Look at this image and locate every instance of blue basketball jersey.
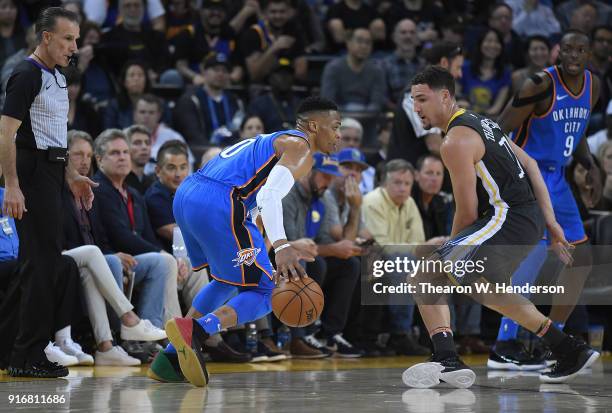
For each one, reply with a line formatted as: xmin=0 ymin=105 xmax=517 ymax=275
xmin=513 ymin=66 xmax=592 ymax=166
xmin=197 ymin=129 xmax=308 ymax=209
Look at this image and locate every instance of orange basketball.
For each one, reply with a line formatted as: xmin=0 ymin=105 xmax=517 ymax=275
xmin=272 ymin=277 xmax=324 ymax=327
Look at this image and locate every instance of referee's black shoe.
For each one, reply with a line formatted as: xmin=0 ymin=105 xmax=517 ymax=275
xmin=8 ymin=360 xmax=68 ymax=378
xmin=539 ymin=337 xmax=599 ymax=383
xmin=487 ymin=339 xmax=546 ymax=371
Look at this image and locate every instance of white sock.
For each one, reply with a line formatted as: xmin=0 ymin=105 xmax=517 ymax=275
xmin=55 ymin=326 xmax=71 ymax=344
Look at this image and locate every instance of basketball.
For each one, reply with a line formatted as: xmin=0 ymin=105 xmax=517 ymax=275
xmin=272 ymin=277 xmax=324 ymax=327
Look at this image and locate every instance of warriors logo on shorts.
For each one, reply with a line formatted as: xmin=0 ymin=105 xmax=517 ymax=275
xmin=232 ymin=247 xmax=261 ymax=267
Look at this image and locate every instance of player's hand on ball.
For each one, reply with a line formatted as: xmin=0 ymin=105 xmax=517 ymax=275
xmin=547 ymin=221 xmax=574 ymax=266
xmin=275 ymin=243 xmax=309 ymax=282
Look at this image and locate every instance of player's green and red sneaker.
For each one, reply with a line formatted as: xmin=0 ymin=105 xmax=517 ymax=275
xmin=165 ymin=317 xmax=210 ymax=387
xmin=147 ymin=351 xmax=186 ymax=383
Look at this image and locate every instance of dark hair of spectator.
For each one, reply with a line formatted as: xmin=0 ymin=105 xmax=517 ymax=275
xmin=78 ymin=20 xmax=102 ymax=47
xmin=157 ymin=140 xmax=189 ymax=166
xmin=383 ymin=159 xmax=415 ymax=182
xmin=423 ymin=41 xmax=463 ymax=65
xmin=488 ymin=2 xmax=512 ymax=19
xmin=117 ymin=60 xmax=152 ymax=110
xmin=137 ymin=93 xmax=164 ymax=112
xmin=470 ymin=28 xmax=506 ymax=79
xmin=67 ymin=129 xmax=94 ymax=150
xmin=296 ymin=96 xmax=338 ymax=116
xmin=416 ymin=154 xmax=443 ymax=171
xmin=124 ymin=124 xmax=151 ymax=142
xmin=411 ymin=66 xmax=456 ymax=97
xmin=35 ymin=7 xmax=79 ymax=42
xmin=240 ymin=114 xmax=263 ymax=132
xmin=592 ymin=24 xmax=612 ymax=40
xmin=525 ymin=35 xmax=551 ymax=52
xmin=94 ymin=129 xmax=128 ymax=159
xmin=561 ymin=29 xmax=591 ymax=46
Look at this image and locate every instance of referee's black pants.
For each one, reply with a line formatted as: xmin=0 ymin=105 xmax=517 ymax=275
xmin=0 ymin=149 xmax=66 ymax=367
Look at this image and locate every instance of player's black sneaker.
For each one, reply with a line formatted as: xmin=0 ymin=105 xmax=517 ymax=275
xmin=402 ymin=354 xmax=475 ymax=389
xmin=8 ymin=360 xmax=69 ymax=378
xmin=165 ymin=318 xmax=210 ymax=387
xmin=539 ymin=337 xmax=599 ymax=383
xmin=487 ymin=340 xmax=546 ymax=371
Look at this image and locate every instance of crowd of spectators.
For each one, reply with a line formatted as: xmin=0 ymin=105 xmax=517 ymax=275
xmin=1 ymin=0 xmax=612 ymax=365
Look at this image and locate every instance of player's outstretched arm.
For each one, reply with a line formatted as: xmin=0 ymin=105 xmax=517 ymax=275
xmin=509 ymin=140 xmax=573 ymax=265
xmin=257 ymin=136 xmax=314 ymax=282
xmin=498 ymin=73 xmax=552 ymax=134
xmin=440 ymin=127 xmax=480 ymax=238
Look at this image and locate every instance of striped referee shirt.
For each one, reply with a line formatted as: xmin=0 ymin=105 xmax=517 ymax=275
xmin=2 ymin=58 xmax=69 ymax=150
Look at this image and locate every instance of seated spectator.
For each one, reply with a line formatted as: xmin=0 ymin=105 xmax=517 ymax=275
xmin=0 ymin=25 xmax=35 ymax=109
xmin=63 ymin=131 xmax=168 ymax=365
xmin=0 ymin=0 xmax=25 ymax=67
xmin=133 ymin=94 xmax=195 ymax=174
xmin=597 ymin=140 xmax=612 ymax=210
xmin=238 ymin=0 xmax=307 ymax=83
xmin=325 ymin=0 xmax=385 ymax=52
xmin=172 ymin=0 xmax=244 ymax=85
xmin=104 ymin=60 xmax=151 ymax=130
xmin=588 ymin=100 xmax=612 ymax=155
xmin=65 ymin=68 xmax=103 ymax=138
xmin=461 ymin=29 xmax=511 ymax=116
xmin=556 ymin=0 xmax=612 ymax=30
xmin=321 ymin=28 xmax=386 ymax=112
xmin=380 ymin=19 xmax=423 ymax=107
xmin=282 ymin=153 xmax=363 ymax=358
xmin=100 ymin=0 xmax=170 ymax=79
xmin=76 ymin=21 xmax=115 ymax=104
xmin=145 ymin=140 xmax=190 ymax=252
xmin=337 ymin=118 xmax=376 ymax=195
xmin=174 ymin=53 xmax=244 ymax=146
xmin=247 ymin=60 xmax=300 ymax=132
xmin=388 ymin=41 xmax=463 ymax=166
xmin=0 ymin=165 xmax=85 ymax=370
xmin=506 ymin=0 xmax=561 ymax=38
xmin=92 ymin=129 xmax=183 ymax=328
xmin=511 ymin=35 xmax=551 ymax=94
xmin=83 ymin=0 xmax=167 ymax=32
xmin=378 ymin=0 xmax=441 ymax=46
xmin=485 ymin=3 xmax=524 ymax=69
xmin=568 ymin=2 xmax=598 ymax=34
xmin=124 ymin=124 xmax=156 ymax=195
xmin=239 ymin=115 xmax=264 ymax=140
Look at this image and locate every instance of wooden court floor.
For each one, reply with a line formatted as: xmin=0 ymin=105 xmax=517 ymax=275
xmin=1 ymin=355 xmax=611 ymax=412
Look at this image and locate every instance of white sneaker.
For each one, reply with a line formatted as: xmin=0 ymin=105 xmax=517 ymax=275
xmin=95 ymin=346 xmax=141 ymax=366
xmin=45 ymin=342 xmax=79 ymax=367
xmin=58 ymin=339 xmax=94 ymax=366
xmin=121 ymin=319 xmax=167 ymax=341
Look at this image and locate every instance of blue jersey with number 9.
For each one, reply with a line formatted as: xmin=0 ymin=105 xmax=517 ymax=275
xmin=197 ymin=129 xmax=307 ymax=210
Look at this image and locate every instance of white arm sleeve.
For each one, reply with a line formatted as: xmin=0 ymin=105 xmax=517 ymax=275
xmin=256 ymin=165 xmax=295 ymax=244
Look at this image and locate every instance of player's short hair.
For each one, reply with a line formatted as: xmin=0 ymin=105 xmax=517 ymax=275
xmin=95 ymin=129 xmax=128 ymax=159
xmin=157 ymin=140 xmax=189 ymax=167
xmin=124 ymin=124 xmax=151 ymax=143
xmin=296 ymin=96 xmax=338 ymax=117
xmin=67 ymin=130 xmax=94 ymax=150
xmin=411 ymin=66 xmax=456 ymax=97
xmin=416 ymin=154 xmax=443 ymax=171
xmin=561 ymin=29 xmax=591 ymax=46
xmin=35 ymin=7 xmax=79 ymax=42
xmin=383 ymin=159 xmax=415 ymax=182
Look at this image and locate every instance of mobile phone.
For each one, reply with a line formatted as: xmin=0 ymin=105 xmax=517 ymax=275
xmin=357 ymin=238 xmax=375 ymax=247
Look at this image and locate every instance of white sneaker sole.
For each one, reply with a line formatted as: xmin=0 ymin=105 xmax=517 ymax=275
xmin=539 ymin=351 xmax=600 ymax=383
xmin=402 ymin=362 xmax=444 ymax=388
xmin=487 ymin=358 xmax=546 ymax=371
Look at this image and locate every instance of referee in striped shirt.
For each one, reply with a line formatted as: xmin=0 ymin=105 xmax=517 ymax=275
xmin=0 ymin=7 xmax=97 ymax=377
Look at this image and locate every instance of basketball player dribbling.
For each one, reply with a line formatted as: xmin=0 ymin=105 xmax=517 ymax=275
xmin=147 ymin=97 xmax=341 ymax=387
xmin=401 ymin=66 xmax=599 ymax=389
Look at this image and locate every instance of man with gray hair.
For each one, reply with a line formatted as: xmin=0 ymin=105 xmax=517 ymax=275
xmin=338 ymin=117 xmax=375 ymax=194
xmin=93 ymin=129 xmax=183 ymax=350
xmin=124 ymin=124 xmax=156 ymax=195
